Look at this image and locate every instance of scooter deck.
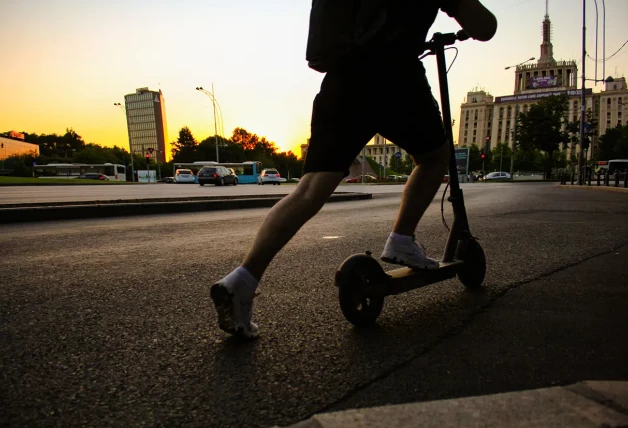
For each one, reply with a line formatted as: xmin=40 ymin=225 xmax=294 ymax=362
xmin=376 ymin=261 xmax=463 ymax=297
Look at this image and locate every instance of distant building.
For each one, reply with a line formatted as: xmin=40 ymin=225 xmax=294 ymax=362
xmin=457 ymin=5 xmax=627 ymax=161
xmin=123 ymin=87 xmax=169 ymax=163
xmin=0 ymin=131 xmax=39 ymax=160
xmin=299 ymin=135 xmax=408 ymax=168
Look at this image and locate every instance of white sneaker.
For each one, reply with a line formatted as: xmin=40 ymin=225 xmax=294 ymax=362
xmin=380 ymin=235 xmax=440 ymax=270
xmin=210 ymin=279 xmax=259 ymax=339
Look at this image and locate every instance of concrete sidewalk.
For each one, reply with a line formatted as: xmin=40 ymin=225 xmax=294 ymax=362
xmin=0 ymin=192 xmax=372 ymax=223
xmin=287 ymin=381 xmax=628 ymax=428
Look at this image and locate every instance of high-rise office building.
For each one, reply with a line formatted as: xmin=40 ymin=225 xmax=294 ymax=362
xmin=124 ymin=87 xmax=168 ymax=163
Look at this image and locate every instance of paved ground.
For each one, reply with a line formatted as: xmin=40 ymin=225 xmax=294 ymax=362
xmin=1 ymin=181 xmax=511 ymax=204
xmin=1 ymin=183 xmax=627 ymax=427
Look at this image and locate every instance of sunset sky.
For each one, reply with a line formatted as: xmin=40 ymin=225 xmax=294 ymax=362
xmin=1 ymin=0 xmax=627 ymax=157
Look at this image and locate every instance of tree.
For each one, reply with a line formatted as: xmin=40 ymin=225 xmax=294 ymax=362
xmin=596 ymin=124 xmax=628 ymax=161
xmin=514 ymin=95 xmax=570 ymax=178
xmin=170 ymin=127 xmax=198 ymax=162
xmin=231 ymin=127 xmax=259 ymax=151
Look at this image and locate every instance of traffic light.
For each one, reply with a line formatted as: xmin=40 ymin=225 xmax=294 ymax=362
xmin=583 ymin=137 xmax=590 ymax=152
xmin=145 ymin=153 xmax=150 ymax=164
xmin=480 ymin=149 xmax=486 ymax=160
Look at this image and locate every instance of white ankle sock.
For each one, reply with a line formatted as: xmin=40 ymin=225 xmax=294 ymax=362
xmin=390 ymin=232 xmax=413 ymax=243
xmin=220 ymin=266 xmax=259 ymax=292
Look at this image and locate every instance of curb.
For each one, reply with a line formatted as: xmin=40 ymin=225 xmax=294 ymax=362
xmin=557 ymin=184 xmax=628 ymax=194
xmin=284 ymin=381 xmax=628 ymax=428
xmin=0 ymin=192 xmax=371 ymax=224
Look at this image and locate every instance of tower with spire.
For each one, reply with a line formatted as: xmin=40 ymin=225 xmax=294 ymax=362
xmin=512 ymin=0 xmax=577 ymax=95
xmin=538 ymin=0 xmax=555 ymax=65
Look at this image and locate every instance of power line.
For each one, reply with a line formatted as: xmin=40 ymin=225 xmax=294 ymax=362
xmin=587 ymin=39 xmax=628 ymax=62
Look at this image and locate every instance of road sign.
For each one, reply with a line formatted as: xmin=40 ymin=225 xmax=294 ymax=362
xmin=32 ymin=161 xmax=37 ymax=166
xmin=394 ymin=151 xmax=402 ymax=159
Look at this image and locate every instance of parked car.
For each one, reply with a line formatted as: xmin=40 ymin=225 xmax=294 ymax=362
xmin=77 ymin=173 xmax=109 ymax=181
xmin=174 ymin=169 xmax=196 ymax=183
xmin=484 ymin=172 xmax=511 ymax=180
xmin=198 ymin=166 xmax=238 ymax=186
xmin=257 ymin=168 xmax=281 ymax=185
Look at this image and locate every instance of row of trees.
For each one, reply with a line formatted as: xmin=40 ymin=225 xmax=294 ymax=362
xmin=1 ymin=127 xmax=304 ymax=179
xmin=170 ymin=127 xmax=303 ymax=179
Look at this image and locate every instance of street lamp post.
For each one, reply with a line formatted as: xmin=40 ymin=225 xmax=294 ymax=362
xmin=196 ymin=85 xmax=222 ymax=163
xmin=114 ymin=102 xmax=135 ymax=182
xmin=504 ymin=57 xmax=535 ymax=70
xmin=578 ymin=0 xmax=586 ymax=185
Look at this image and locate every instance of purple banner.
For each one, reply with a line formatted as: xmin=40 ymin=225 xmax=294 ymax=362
xmin=494 ymin=88 xmax=593 ymax=104
xmin=527 ymin=76 xmax=560 ymax=89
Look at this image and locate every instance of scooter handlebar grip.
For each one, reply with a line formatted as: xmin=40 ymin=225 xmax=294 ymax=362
xmin=456 ymin=30 xmax=470 ymax=41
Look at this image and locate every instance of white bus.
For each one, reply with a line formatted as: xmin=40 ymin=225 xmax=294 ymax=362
xmin=34 ymin=163 xmax=127 ymax=181
xmin=608 ymin=159 xmax=628 ymax=176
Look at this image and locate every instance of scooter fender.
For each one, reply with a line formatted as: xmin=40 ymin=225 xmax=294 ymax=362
xmin=334 ymin=253 xmax=387 ymax=288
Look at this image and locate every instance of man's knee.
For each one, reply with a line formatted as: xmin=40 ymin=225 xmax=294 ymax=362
xmin=413 ymin=142 xmax=449 ymax=166
xmin=292 ymin=172 xmax=343 ymax=211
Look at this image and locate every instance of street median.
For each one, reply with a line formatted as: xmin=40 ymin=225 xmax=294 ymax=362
xmin=0 ymin=192 xmax=372 ymax=224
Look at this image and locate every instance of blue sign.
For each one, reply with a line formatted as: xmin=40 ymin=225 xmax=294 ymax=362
xmin=32 ymin=161 xmax=37 ymax=166
xmin=394 ymin=151 xmax=402 ymax=159
xmin=584 ymin=123 xmax=591 ymax=133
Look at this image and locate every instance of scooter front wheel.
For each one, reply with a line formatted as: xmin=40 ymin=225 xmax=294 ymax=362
xmin=336 ymin=254 xmax=385 ymax=327
xmin=457 ymin=239 xmax=486 ymax=290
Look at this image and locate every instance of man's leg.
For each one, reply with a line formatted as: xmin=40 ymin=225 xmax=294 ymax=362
xmin=242 ymin=171 xmax=345 ymax=281
xmin=392 ymin=143 xmax=449 ymax=236
xmin=210 ymin=171 xmax=344 ymax=338
xmin=380 ymin=143 xmax=449 ymax=269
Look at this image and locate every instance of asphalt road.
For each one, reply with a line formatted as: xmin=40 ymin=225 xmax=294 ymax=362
xmin=1 ymin=184 xmax=627 ymax=427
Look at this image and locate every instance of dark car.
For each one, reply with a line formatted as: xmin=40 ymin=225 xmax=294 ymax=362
xmin=197 ymin=166 xmax=238 ymax=186
xmin=78 ymin=173 xmax=109 ymax=181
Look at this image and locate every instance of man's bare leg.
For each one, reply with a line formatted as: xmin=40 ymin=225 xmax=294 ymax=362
xmin=242 ymin=171 xmax=345 ymax=281
xmin=381 ymin=143 xmax=450 ymax=269
xmin=393 ymin=144 xmax=450 ymax=235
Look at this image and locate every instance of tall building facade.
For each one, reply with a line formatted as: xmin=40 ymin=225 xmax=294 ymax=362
xmin=124 ymin=87 xmax=168 ymax=163
xmin=457 ymin=5 xmax=627 ymax=161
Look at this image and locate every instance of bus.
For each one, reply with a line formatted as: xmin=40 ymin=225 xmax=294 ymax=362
xmin=608 ymin=159 xmax=628 ymax=175
xmin=172 ymin=161 xmax=262 ymax=184
xmin=34 ymin=163 xmax=127 ymax=181
xmin=594 ymin=161 xmax=609 ymax=177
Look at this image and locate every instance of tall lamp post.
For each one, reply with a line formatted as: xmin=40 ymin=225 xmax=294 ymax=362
xmin=195 ymin=85 xmax=223 ymax=163
xmin=114 ymin=102 xmax=135 ymax=182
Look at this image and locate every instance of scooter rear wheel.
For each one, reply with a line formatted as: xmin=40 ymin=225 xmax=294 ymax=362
xmin=337 ymin=256 xmax=385 ymax=327
xmin=457 ymin=239 xmax=486 ymax=289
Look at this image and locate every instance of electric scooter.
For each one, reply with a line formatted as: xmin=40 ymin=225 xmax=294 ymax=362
xmin=334 ymin=30 xmax=487 ymax=327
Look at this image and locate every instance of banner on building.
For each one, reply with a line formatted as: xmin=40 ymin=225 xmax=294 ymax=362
xmin=495 ymin=88 xmax=593 ymax=103
xmin=527 ymin=76 xmax=560 ymax=89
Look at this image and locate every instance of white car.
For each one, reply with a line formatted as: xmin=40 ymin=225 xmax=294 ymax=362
xmin=484 ymin=172 xmax=511 ymax=180
xmin=174 ymin=169 xmax=196 ymax=183
xmin=257 ymin=168 xmax=282 ymax=185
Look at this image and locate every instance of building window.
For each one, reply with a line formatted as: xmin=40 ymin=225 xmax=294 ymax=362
xmin=607 ymin=98 xmax=611 ymax=105
xmin=473 ymin=130 xmax=477 ymax=136
xmin=473 ymin=137 xmax=476 ymax=143
xmin=474 ymin=122 xmax=477 ymax=128
xmin=619 ymin=97 xmax=623 ymax=105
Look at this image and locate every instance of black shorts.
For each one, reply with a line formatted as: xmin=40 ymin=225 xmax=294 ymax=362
xmin=303 ymin=56 xmax=446 ymax=175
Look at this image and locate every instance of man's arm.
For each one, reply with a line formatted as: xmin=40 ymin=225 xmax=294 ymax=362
xmin=442 ymin=0 xmax=498 ymax=42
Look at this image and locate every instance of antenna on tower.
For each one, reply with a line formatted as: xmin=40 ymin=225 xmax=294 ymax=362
xmin=545 ymin=0 xmax=549 ymax=17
